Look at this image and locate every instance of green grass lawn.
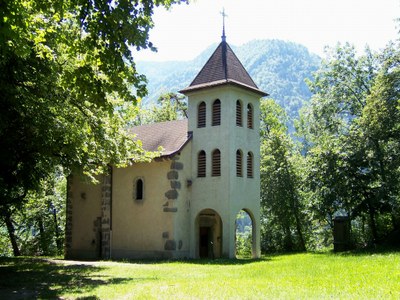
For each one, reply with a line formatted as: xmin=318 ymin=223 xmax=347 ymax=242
xmin=0 ymin=251 xmax=399 ymax=299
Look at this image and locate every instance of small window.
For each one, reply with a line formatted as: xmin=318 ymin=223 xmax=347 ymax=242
xmin=135 ymin=178 xmax=144 ymax=200
xmin=236 ymin=150 xmax=243 ymax=177
xmin=247 ymin=103 xmax=253 ymax=129
xmin=247 ymin=152 xmax=253 ymax=178
xmin=198 ymin=150 xmax=206 ymax=177
xmin=236 ymin=100 xmax=242 ymax=127
xmin=212 ymin=99 xmax=221 ymax=126
xmin=212 ymin=149 xmax=221 ymax=177
xmin=198 ymin=102 xmax=206 ymax=128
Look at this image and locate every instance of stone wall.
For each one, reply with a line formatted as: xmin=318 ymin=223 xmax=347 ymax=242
xmin=163 ymin=155 xmax=184 ymax=250
xmin=64 ymin=175 xmax=73 ymax=258
xmin=101 ymin=170 xmax=112 ymax=259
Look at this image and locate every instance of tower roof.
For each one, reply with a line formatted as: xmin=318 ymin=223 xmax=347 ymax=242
xmin=180 ymin=40 xmax=268 ymax=97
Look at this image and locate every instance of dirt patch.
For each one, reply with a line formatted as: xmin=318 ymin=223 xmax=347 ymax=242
xmin=45 ymin=258 xmax=130 ymax=267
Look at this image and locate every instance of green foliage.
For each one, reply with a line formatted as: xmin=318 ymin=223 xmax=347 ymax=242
xmin=0 ymin=169 xmax=66 ymax=256
xmin=235 ymin=232 xmax=252 ymax=258
xmin=260 ymin=99 xmax=307 ymax=252
xmin=235 ymin=210 xmax=252 ymax=258
xmin=0 ymin=226 xmax=12 ymax=257
xmin=301 ymin=41 xmax=400 ymax=246
xmin=0 ymin=0 xmax=186 ymax=255
xmin=136 ymin=92 xmax=188 ymax=124
xmin=260 ymin=39 xmax=399 ymax=250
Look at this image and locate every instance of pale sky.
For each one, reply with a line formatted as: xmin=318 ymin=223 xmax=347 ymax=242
xmin=134 ymin=0 xmax=399 ymax=62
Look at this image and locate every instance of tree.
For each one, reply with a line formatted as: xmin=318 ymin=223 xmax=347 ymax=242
xmin=260 ymin=99 xmax=307 ymax=251
xmin=1 ymin=169 xmax=66 ymax=256
xmin=0 ymin=0 xmax=187 ymax=255
xmin=302 ymin=41 xmax=400 ymax=246
xmin=348 ymin=42 xmax=400 ymax=241
xmin=136 ymin=92 xmax=188 ymax=124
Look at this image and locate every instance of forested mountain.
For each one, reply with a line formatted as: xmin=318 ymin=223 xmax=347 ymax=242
xmin=137 ymin=39 xmax=321 ymax=119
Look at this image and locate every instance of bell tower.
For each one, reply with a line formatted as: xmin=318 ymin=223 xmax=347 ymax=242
xmin=180 ymin=26 xmax=268 ymax=258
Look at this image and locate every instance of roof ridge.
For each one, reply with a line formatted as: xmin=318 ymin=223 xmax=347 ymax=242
xmin=225 ymin=43 xmax=259 ymax=89
xmin=187 ymin=43 xmax=224 ymax=86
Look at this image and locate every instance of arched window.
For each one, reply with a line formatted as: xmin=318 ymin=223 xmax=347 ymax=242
xmin=197 ymin=102 xmax=206 ymax=128
xmin=247 ymin=152 xmax=253 ymax=178
xmin=247 ymin=103 xmax=253 ymax=129
xmin=236 ymin=100 xmax=242 ymax=127
xmin=198 ymin=150 xmax=206 ymax=177
xmin=135 ymin=178 xmax=144 ymax=200
xmin=212 ymin=149 xmax=221 ymax=177
xmin=212 ymin=99 xmax=221 ymax=126
xmin=236 ymin=150 xmax=243 ymax=177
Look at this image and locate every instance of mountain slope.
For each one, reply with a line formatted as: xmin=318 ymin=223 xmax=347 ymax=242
xmin=137 ymin=39 xmax=320 ymax=119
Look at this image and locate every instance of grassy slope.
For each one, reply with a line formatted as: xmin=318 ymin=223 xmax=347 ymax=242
xmin=0 ymin=252 xmax=399 ymax=299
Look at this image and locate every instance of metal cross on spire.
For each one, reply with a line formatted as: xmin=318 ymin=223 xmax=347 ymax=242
xmin=221 ymin=8 xmax=227 ymax=42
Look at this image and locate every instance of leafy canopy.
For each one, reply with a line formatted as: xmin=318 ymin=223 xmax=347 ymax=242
xmin=0 ymin=0 xmax=187 ymax=209
xmin=301 ymin=41 xmax=400 ymax=243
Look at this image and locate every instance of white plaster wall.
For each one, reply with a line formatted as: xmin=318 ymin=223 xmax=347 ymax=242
xmin=111 ymin=143 xmax=192 ymax=259
xmin=111 ymin=160 xmax=172 ymax=258
xmin=186 ymin=84 xmax=261 ymax=258
xmin=69 ymin=175 xmax=103 ymax=259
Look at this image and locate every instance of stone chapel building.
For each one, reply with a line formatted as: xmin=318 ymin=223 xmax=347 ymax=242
xmin=65 ymin=33 xmax=268 ymax=260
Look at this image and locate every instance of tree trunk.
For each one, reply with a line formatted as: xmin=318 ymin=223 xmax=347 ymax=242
xmin=293 ymin=210 xmax=306 ymax=251
xmin=289 ymin=187 xmax=306 ymax=251
xmin=52 ymin=205 xmax=62 ymax=254
xmin=38 ymin=217 xmax=48 ymax=255
xmin=4 ymin=209 xmax=21 ymax=256
xmin=287 ymin=169 xmax=306 ymax=251
xmin=391 ymin=213 xmax=400 ymax=230
xmin=282 ymin=223 xmax=293 ymax=251
xmin=367 ymin=201 xmax=378 ymax=243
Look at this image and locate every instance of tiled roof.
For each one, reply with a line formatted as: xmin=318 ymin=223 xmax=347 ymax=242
xmin=180 ymin=41 xmax=268 ymax=97
xmin=130 ymin=119 xmax=191 ymax=157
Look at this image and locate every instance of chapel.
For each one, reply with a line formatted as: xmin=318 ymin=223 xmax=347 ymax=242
xmin=65 ymin=28 xmax=268 ymax=259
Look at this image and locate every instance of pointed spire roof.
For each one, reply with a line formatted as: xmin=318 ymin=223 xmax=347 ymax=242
xmin=180 ymin=40 xmax=268 ymax=97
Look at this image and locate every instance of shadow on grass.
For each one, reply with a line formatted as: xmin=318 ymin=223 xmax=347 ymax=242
xmin=115 ymin=257 xmax=271 ymax=266
xmin=333 ymin=246 xmax=400 ymax=256
xmin=307 ymin=244 xmax=400 ymax=257
xmin=0 ymin=257 xmax=137 ymax=299
xmin=180 ymin=257 xmax=271 ymax=265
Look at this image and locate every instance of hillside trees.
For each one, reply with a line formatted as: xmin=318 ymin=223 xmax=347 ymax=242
xmin=0 ymin=0 xmax=186 ymax=255
xmin=138 ymin=40 xmax=320 ymax=126
xmin=237 ymin=40 xmax=320 ymax=121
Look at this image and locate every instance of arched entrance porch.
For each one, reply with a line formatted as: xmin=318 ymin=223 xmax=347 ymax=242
xmin=195 ymin=209 xmax=222 ymax=258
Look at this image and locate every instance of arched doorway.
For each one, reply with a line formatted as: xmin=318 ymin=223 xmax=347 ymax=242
xmin=235 ymin=209 xmax=255 ymax=258
xmin=196 ymin=209 xmax=222 ymax=258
